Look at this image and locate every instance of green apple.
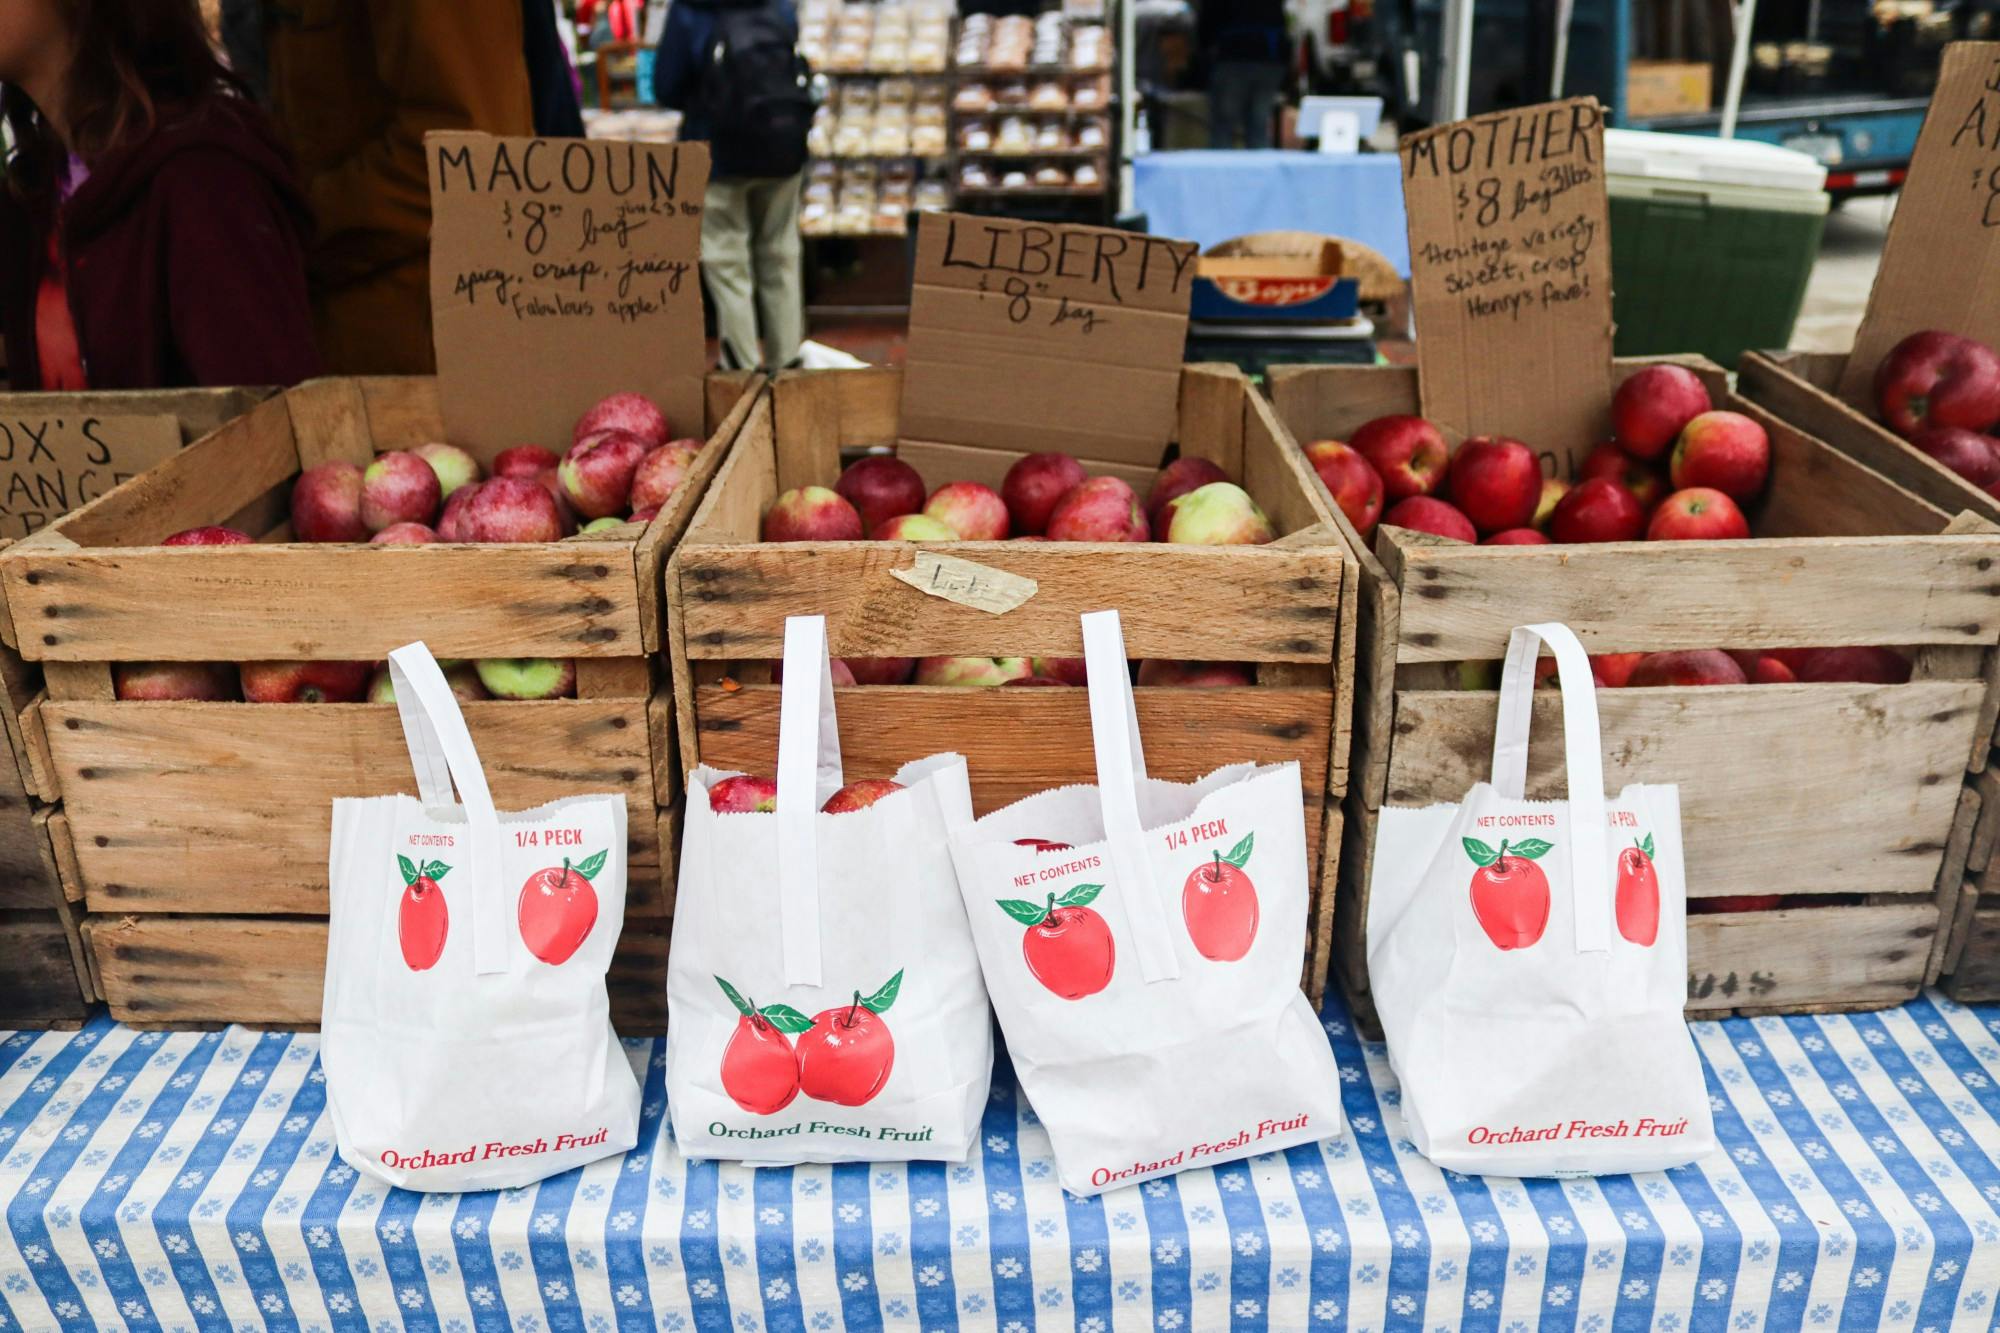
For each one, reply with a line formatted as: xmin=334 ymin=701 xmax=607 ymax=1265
xmin=579 ymin=516 xmax=630 ymax=534
xmin=474 ymin=657 xmax=577 ymax=700
xmin=413 ymin=442 xmax=483 ymax=498
xmin=1165 ymin=482 xmax=1276 ymax=545
xmin=369 ymin=662 xmax=493 ymax=703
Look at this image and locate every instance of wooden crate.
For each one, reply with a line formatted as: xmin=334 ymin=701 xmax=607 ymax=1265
xmin=667 ymin=364 xmax=1355 ymax=1000
xmin=0 ymin=375 xmax=752 ymax=1027
xmin=1268 ymin=356 xmax=2000 ymax=1026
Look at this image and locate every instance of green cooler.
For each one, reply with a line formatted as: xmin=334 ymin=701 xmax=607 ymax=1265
xmin=1606 ymin=130 xmax=1829 ymax=367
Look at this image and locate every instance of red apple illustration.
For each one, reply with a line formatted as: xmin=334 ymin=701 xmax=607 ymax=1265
xmin=1182 ymin=832 xmax=1258 ymax=961
xmin=796 ymin=969 xmax=901 ymax=1106
xmin=1617 ymin=833 xmax=1661 ymax=947
xmin=396 ymin=854 xmax=450 ymax=971
xmin=714 ymin=976 xmax=811 ymax=1114
xmin=1464 ymin=836 xmax=1553 ymax=950
xmin=998 ymin=885 xmax=1115 ymax=999
xmin=517 ymin=849 xmax=607 ymax=965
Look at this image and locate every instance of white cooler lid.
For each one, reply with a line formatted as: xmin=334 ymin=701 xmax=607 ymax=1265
xmin=1604 ymin=128 xmax=1828 ymax=194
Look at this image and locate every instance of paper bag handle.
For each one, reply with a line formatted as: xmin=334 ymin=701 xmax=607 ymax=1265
xmin=774 ymin=615 xmax=845 ymax=988
xmin=1491 ymin=623 xmax=1612 ymax=954
xmin=1080 ymin=610 xmax=1182 ymax=983
xmin=387 ymin=643 xmax=510 ymax=974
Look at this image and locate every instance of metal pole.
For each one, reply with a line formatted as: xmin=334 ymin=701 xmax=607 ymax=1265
xmin=1118 ymin=0 xmax=1137 ymax=216
xmin=1551 ymin=0 xmax=1576 ymax=98
xmin=1719 ymin=0 xmax=1758 ymax=139
xmin=1438 ymin=0 xmax=1476 ymax=122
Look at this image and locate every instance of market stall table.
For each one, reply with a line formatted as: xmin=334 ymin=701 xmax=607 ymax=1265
xmin=4 ymin=994 xmax=2000 ymax=1329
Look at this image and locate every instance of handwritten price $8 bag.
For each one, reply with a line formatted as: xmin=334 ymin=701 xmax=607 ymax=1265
xmin=666 ymin=615 xmax=992 ymax=1162
xmin=321 ymin=644 xmax=641 ymax=1192
xmin=948 ymin=611 xmax=1344 ymax=1196
xmin=1367 ymin=622 xmax=1716 ymax=1177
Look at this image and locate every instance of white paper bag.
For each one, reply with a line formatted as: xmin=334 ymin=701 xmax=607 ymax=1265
xmin=321 ymin=643 xmax=641 ymax=1192
xmin=666 ymin=615 xmax=992 ymax=1162
xmin=949 ymin=610 xmax=1345 ymax=1195
xmin=1368 ymin=622 xmax=1717 ymax=1177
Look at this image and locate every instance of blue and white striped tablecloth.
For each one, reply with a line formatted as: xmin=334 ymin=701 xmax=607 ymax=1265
xmin=4 ymin=992 xmax=2000 ymax=1331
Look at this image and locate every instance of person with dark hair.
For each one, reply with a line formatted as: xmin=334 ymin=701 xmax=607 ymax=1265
xmin=1200 ymin=0 xmax=1288 ymax=150
xmin=0 ymin=0 xmax=319 ymax=390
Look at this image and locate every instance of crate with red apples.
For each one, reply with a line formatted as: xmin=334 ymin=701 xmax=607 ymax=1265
xmin=0 ymin=373 xmax=762 ymax=1030
xmin=666 ymin=364 xmax=1356 ymax=1000
xmin=1270 ymin=353 xmax=2000 ymax=1026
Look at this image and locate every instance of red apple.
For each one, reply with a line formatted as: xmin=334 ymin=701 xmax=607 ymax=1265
xmin=1466 ymin=838 xmax=1551 ymax=950
xmin=1484 ymin=528 xmax=1550 ymax=545
xmin=1000 ymin=888 xmax=1115 ymax=999
xmin=1625 ymin=650 xmax=1747 ymax=687
xmin=1145 ymin=457 xmax=1229 ymax=534
xmin=1591 ymin=652 xmax=1645 ymax=687
xmin=873 ymin=513 xmax=958 ymax=541
xmin=1550 ymin=478 xmax=1646 ymax=544
xmin=847 ymin=657 xmax=916 ymax=685
xmin=290 ymin=461 xmax=368 ymax=542
xmin=112 ymin=662 xmax=239 ymax=701
xmin=557 ymin=429 xmax=647 ymax=519
xmin=367 ymin=662 xmax=489 ymax=704
xmin=1795 ymin=646 xmax=1911 ymax=684
xmin=1380 ymin=496 xmax=1475 ymax=543
xmin=631 ymin=506 xmax=659 ymax=523
xmin=1647 ymin=488 xmax=1750 ymax=541
xmin=923 ymin=481 xmax=1010 ymax=540
xmin=494 ymin=445 xmax=560 ymax=479
xmin=763 ymin=486 xmax=863 ymax=542
xmin=1447 ymin=436 xmax=1541 ymax=534
xmin=239 ymin=660 xmax=373 ymax=703
xmin=465 ymin=476 xmax=565 ymax=543
xmin=1670 ymin=411 xmax=1771 ymax=503
xmin=629 ymin=439 xmax=702 ymax=513
xmin=1749 ymin=654 xmax=1796 ymax=684
xmin=1136 ymin=660 xmax=1255 ymax=687
xmin=1910 ymin=426 xmax=2000 ymax=490
xmin=822 ymin=779 xmax=905 ymax=812
xmin=1165 ymin=482 xmax=1275 ymax=545
xmin=1029 ymin=656 xmax=1088 ymax=686
xmin=1351 ymin=415 xmax=1450 ymax=500
xmin=1303 ymin=439 xmax=1385 ymax=538
xmin=709 ymin=774 xmax=779 ymax=812
xmin=436 ymin=483 xmax=482 ymax=541
xmin=796 ymin=973 xmax=899 ymax=1105
xmin=1182 ymin=838 xmax=1258 ymax=962
xmin=1533 ymin=476 xmax=1568 ymax=530
xmin=1577 ymin=440 xmax=1667 ymax=511
xmin=573 ymin=392 xmax=668 ymax=450
xmin=1612 ymin=364 xmax=1713 ymax=459
xmin=370 ymin=522 xmax=436 ymax=545
xmin=533 ymin=469 xmax=579 ymax=535
xmin=1002 ymin=452 xmax=1089 ymax=535
xmin=837 ymin=455 xmax=928 ymax=533
xmin=913 ymin=656 xmax=1034 ymax=686
xmin=1047 ymin=476 xmax=1149 ymax=542
xmin=1616 ymin=836 xmax=1660 ymax=946
xmin=162 ymin=526 xmax=251 ymax=546
xmin=359 ymin=451 xmax=442 ymax=532
xmin=412 ymin=442 xmax=482 ymax=498
xmin=1874 ymin=330 xmax=2000 ymax=437
xmin=517 ymin=852 xmax=602 ymax=965
xmin=717 ymin=1000 xmax=801 ymax=1115
xmin=1689 ymin=895 xmax=1784 ymax=914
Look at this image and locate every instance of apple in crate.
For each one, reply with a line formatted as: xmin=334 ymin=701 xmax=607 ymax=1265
xmin=1029 ymin=656 xmax=1087 ymax=686
xmin=1647 ymin=488 xmax=1749 ymax=541
xmin=371 ymin=522 xmax=436 ymax=544
xmin=1048 ymin=477 xmax=1148 ymax=542
xmin=770 ymin=657 xmax=858 ymax=686
xmin=494 ymin=445 xmax=560 ymax=479
xmin=1166 ymin=482 xmax=1274 ymax=545
xmin=1551 ymin=478 xmax=1645 ymax=544
xmin=914 ymin=656 xmax=1034 ymax=686
xmin=848 ymin=657 xmax=915 ymax=685
xmin=476 ymin=658 xmax=577 ymax=700
xmin=1002 ymin=452 xmax=1088 ymax=535
xmin=764 ymin=486 xmax=863 ymax=541
xmin=1795 ymin=647 xmax=1911 ymax=684
xmin=1351 ymin=415 xmax=1448 ymax=500
xmin=1380 ymin=496 xmax=1475 ymax=543
xmin=291 ymin=461 xmax=369 ymax=542
xmin=1592 ymin=652 xmax=1645 ymax=687
xmin=240 ymin=661 xmax=373 ymax=703
xmin=412 ymin=442 xmax=482 ymax=498
xmin=822 ymin=779 xmax=905 ymax=812
xmin=360 ymin=451 xmax=442 ymax=532
xmin=1874 ymin=330 xmax=2000 ymax=437
xmin=578 ymin=517 xmax=633 ymax=535
xmin=1447 ymin=436 xmax=1540 ymax=534
xmin=113 ymin=662 xmax=240 ymax=701
xmin=465 ymin=476 xmax=565 ymax=543
xmin=1578 ymin=441 xmax=1666 ymax=511
xmin=1612 ymin=364 xmax=1711 ymax=459
xmin=1728 ymin=651 xmax=1797 ymax=684
xmin=559 ymin=429 xmax=647 ymax=519
xmin=1303 ymin=439 xmax=1383 ymax=537
xmin=1146 ymin=457 xmax=1228 ymax=534
xmin=534 ymin=469 xmax=579 ymax=534
xmin=709 ymin=775 xmax=778 ymax=812
xmin=874 ymin=513 xmax=957 ymax=541
xmin=924 ymin=481 xmax=1010 ymax=539
xmin=1484 ymin=528 xmax=1550 ymax=545
xmin=836 ymin=455 xmax=927 ymax=532
xmin=1670 ymin=411 xmax=1770 ymax=502
xmin=1625 ymin=651 xmax=1746 ymax=687
xmin=367 ymin=662 xmax=491 ymax=703
xmin=629 ymin=439 xmax=703 ymax=513
xmin=1533 ymin=476 xmax=1567 ymax=529
xmin=574 ymin=392 xmax=668 ymax=450
xmin=1136 ymin=661 xmax=1255 ymax=687
xmin=1910 ymin=426 xmax=2000 ymax=492
xmin=163 ymin=526 xmax=251 ymax=546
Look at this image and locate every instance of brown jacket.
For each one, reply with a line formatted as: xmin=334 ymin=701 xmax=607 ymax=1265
xmin=266 ymin=0 xmax=534 ymax=374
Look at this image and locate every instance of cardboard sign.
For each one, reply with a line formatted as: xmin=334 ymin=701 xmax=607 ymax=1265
xmin=899 ymin=212 xmax=1198 ymax=467
xmin=426 ymin=133 xmax=709 ymax=459
xmin=1401 ymin=98 xmax=1615 ymax=475
xmin=1839 ymin=42 xmax=2000 ymax=404
xmin=0 ymin=412 xmax=180 ymax=538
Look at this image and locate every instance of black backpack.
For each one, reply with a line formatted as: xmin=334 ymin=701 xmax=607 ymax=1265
xmin=696 ymin=5 xmax=813 ymax=178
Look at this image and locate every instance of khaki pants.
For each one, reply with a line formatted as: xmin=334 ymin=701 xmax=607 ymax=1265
xmin=700 ymin=173 xmax=805 ymax=371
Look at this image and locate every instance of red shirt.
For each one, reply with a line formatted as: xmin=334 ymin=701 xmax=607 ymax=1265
xmin=34 ymin=229 xmax=86 ymax=390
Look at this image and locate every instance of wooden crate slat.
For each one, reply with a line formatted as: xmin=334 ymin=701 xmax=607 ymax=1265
xmin=1685 ymin=902 xmax=1936 ymax=1012
xmin=1387 ymin=682 xmax=1981 ymax=899
xmin=0 ymin=911 xmax=92 ymax=1022
xmin=47 ymin=699 xmax=658 ymax=913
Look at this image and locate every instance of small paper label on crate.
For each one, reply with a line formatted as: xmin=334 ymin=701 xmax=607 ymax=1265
xmin=425 ymin=133 xmax=710 ymax=459
xmin=1400 ymin=97 xmax=1615 ymax=475
xmin=889 ymin=551 xmax=1038 ymax=614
